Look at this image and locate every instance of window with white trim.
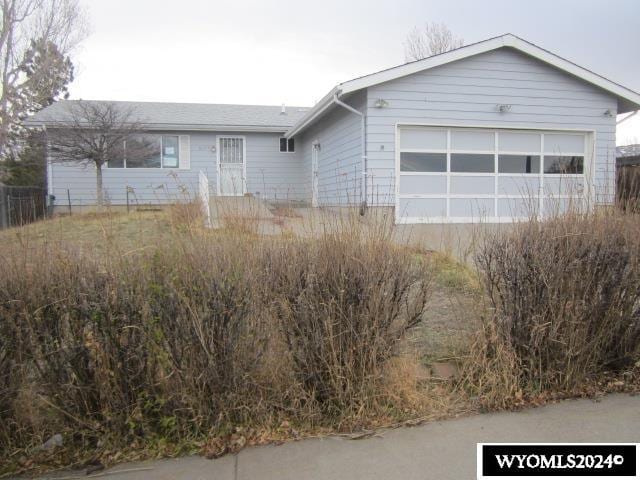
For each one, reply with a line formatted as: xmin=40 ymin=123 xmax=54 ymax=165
xmin=108 ymin=135 xmax=180 ymax=168
xmin=279 ymin=137 xmax=295 ymax=153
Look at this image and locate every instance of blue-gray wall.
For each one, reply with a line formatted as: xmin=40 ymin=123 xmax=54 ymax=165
xmin=299 ymin=90 xmax=366 ymax=206
xmin=48 ymin=131 xmax=307 ymax=207
xmin=365 ymin=47 xmax=617 ymax=205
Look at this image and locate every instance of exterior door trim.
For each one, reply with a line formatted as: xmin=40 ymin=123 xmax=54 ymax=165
xmin=216 ymin=135 xmax=247 ymax=196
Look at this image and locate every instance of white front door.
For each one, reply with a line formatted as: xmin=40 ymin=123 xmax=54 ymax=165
xmin=218 ymin=136 xmax=245 ymax=196
xmin=311 ymin=143 xmax=320 ymax=207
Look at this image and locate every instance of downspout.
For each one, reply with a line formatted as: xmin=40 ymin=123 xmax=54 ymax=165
xmin=332 ymin=93 xmax=367 ymax=215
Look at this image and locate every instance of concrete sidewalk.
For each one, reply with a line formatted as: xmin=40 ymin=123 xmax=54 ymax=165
xmin=39 ymin=394 xmax=640 ymax=480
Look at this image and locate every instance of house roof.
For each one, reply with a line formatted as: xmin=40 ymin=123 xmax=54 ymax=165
xmin=617 ymin=144 xmax=640 ymax=158
xmin=286 ymin=33 xmax=640 ymax=137
xmin=617 ymin=144 xmax=640 ymax=166
xmin=26 ymin=100 xmax=311 ymax=132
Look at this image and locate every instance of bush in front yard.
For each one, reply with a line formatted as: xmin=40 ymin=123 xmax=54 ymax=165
xmin=0 ymin=220 xmax=433 ymax=460
xmin=269 ymin=233 xmax=432 ymax=415
xmin=471 ymin=209 xmax=640 ymax=402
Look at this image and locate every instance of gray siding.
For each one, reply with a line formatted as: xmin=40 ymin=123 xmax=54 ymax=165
xmin=299 ymin=91 xmax=366 ymax=206
xmin=49 ymin=131 xmax=307 ymax=207
xmin=365 ymin=47 xmax=617 ymax=205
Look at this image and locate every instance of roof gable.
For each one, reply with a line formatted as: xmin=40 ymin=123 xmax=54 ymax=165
xmin=287 ymin=34 xmax=640 ymax=137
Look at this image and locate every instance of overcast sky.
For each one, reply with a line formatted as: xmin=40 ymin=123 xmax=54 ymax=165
xmin=71 ymin=0 xmax=640 ymax=145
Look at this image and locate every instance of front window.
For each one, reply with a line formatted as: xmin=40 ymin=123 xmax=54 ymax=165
xmin=162 ymin=135 xmax=179 ymax=167
xmin=108 ymin=135 xmax=179 ymax=168
xmin=280 ymin=137 xmax=295 ymax=152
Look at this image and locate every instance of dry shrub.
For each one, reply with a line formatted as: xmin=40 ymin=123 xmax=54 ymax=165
xmin=269 ymin=231 xmax=432 ymax=416
xmin=466 ymin=209 xmax=640 ymax=406
xmin=0 ymin=247 xmax=168 ymax=449
xmin=0 ymin=214 xmax=433 ymax=461
xmin=145 ymin=236 xmax=277 ymax=431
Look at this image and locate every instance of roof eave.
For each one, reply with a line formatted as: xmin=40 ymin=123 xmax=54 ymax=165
xmin=288 ymin=34 xmax=640 ymax=137
xmin=23 ymin=120 xmax=293 ymax=133
xmin=285 ymin=87 xmax=339 ymax=138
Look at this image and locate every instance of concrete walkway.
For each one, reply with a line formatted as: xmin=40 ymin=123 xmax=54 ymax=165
xmin=37 ymin=394 xmax=640 ymax=480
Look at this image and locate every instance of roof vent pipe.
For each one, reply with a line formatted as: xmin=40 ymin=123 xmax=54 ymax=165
xmin=280 ymin=103 xmax=286 ymax=114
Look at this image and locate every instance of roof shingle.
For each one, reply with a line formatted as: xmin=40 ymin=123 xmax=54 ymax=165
xmin=26 ymin=100 xmax=311 ymax=132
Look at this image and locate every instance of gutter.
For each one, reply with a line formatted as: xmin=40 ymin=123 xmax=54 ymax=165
xmin=25 ymin=120 xmax=293 ymax=134
xmin=332 ymin=93 xmax=367 ymax=215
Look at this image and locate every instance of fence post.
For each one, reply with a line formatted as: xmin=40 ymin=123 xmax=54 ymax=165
xmin=67 ymin=189 xmax=72 ymax=216
xmin=6 ymin=194 xmax=11 ymax=228
xmin=0 ymin=186 xmax=7 ymax=230
xmin=126 ymin=187 xmax=130 ymax=213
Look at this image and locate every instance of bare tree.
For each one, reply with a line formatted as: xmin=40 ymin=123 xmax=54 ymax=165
xmin=0 ymin=0 xmax=87 ymax=155
xmin=47 ymin=101 xmax=154 ymax=208
xmin=404 ymin=22 xmax=463 ymax=62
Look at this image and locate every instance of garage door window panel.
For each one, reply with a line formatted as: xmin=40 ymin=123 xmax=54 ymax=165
xmin=499 ymin=132 xmax=541 ymax=153
xmin=400 ymin=152 xmax=447 ymax=172
xmin=450 ymin=198 xmax=495 ymax=217
xmin=400 ymin=128 xmax=447 ymax=150
xmin=400 ymin=176 xmax=447 ymax=195
xmin=450 ymin=154 xmax=494 ymax=173
xmin=543 ymin=155 xmax=584 ymax=174
xmin=451 ymin=130 xmax=494 ymax=151
xmin=544 ymin=134 xmax=585 ymax=155
xmin=450 ymin=176 xmax=494 ymax=195
xmin=498 ymin=155 xmax=541 ymax=174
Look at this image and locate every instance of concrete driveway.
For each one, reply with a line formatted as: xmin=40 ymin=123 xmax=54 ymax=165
xmin=36 ymin=394 xmax=640 ymax=480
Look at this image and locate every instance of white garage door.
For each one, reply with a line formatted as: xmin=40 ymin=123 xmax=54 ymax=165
xmin=396 ymin=126 xmax=590 ymax=223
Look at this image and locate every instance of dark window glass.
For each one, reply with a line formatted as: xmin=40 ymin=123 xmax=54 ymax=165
xmin=107 ymin=141 xmax=125 ymax=168
xmin=162 ymin=135 xmax=179 ymax=168
xmin=126 ymin=136 xmax=161 ymax=168
xmin=287 ymin=138 xmax=295 ymax=152
xmin=279 ymin=137 xmax=287 ymax=152
xmin=108 ymin=157 xmax=124 ymax=168
xmin=450 ymin=153 xmax=494 ymax=173
xmin=543 ymin=156 xmax=583 ymax=174
xmin=400 ymin=152 xmax=446 ymax=172
xmin=498 ymin=155 xmax=540 ymax=174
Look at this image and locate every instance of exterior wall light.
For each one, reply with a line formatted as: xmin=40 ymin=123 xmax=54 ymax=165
xmin=497 ymin=104 xmax=512 ymax=113
xmin=604 ymin=109 xmax=614 ymax=117
xmin=374 ymin=99 xmax=389 ymax=108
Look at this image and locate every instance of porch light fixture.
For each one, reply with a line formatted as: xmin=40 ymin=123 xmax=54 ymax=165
xmin=374 ymin=98 xmax=389 ymax=108
xmin=497 ymin=104 xmax=512 ymax=113
xmin=603 ymin=109 xmax=614 ymax=117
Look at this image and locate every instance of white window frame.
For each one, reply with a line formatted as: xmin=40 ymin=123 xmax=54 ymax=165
xmin=108 ymin=134 xmax=181 ymax=169
xmin=395 ymin=123 xmax=595 ymax=224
